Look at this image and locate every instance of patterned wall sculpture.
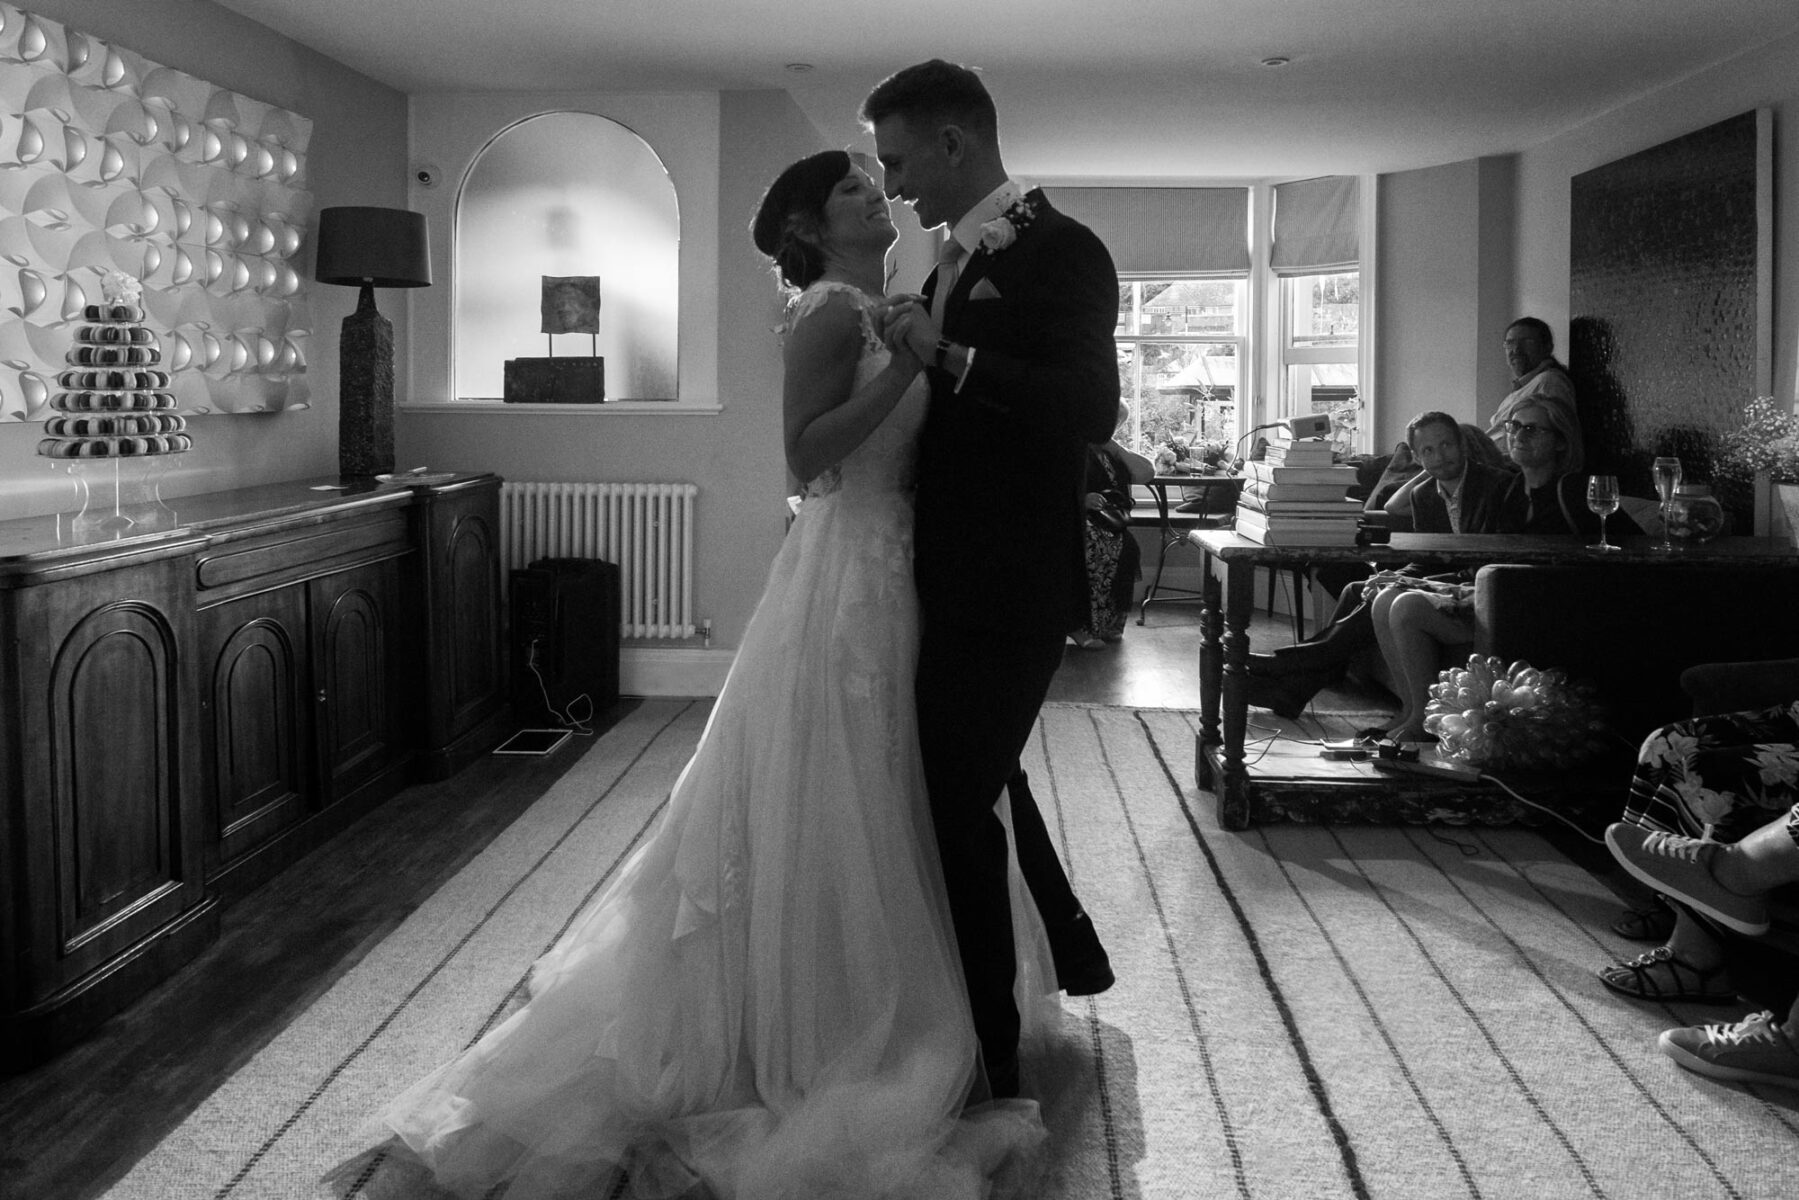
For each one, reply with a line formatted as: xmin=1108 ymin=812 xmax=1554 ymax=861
xmin=1568 ymin=110 xmax=1767 ymax=514
xmin=0 ymin=4 xmax=312 ymax=421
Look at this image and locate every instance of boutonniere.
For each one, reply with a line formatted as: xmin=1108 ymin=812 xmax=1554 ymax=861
xmin=977 ymin=194 xmax=1038 ymax=255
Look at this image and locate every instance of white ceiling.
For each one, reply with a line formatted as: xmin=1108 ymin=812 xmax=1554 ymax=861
xmin=211 ymin=0 xmax=1799 ymax=179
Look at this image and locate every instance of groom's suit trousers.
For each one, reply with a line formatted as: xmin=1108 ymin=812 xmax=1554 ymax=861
xmin=914 ymin=619 xmax=1066 ymax=1087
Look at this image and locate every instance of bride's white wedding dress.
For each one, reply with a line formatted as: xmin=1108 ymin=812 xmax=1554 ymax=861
xmin=327 ymin=282 xmax=1051 ymax=1200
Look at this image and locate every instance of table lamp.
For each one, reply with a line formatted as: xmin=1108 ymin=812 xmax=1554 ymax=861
xmin=314 ymin=206 xmax=432 ymax=477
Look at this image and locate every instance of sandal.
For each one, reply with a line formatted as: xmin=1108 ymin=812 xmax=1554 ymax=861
xmin=1597 ymin=944 xmax=1736 ymax=1004
xmin=1612 ymin=903 xmax=1677 ymax=943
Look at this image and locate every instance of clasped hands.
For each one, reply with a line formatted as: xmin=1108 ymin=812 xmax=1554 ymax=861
xmin=1367 ymin=569 xmax=1474 ymax=603
xmin=875 ymin=294 xmax=938 ymax=370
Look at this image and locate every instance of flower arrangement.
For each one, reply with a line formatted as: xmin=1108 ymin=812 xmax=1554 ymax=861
xmin=977 ymin=194 xmax=1039 ymax=255
xmin=1152 ymin=436 xmax=1230 ymax=474
xmin=1423 ymin=655 xmax=1606 ymax=771
xmin=1717 ymin=395 xmax=1799 ymax=485
xmin=1327 ymin=390 xmax=1362 ymax=455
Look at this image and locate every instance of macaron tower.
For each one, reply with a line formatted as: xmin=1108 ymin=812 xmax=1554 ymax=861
xmin=40 ymin=272 xmax=191 ymax=462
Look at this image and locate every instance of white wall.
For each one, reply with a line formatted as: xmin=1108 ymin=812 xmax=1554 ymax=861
xmin=399 ymin=90 xmax=831 ymax=658
xmin=0 ymin=0 xmax=408 ymax=519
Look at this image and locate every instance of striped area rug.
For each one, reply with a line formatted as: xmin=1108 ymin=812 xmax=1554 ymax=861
xmin=104 ymin=702 xmax=1799 ymax=1199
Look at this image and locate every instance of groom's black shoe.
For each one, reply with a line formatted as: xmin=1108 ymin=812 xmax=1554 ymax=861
xmin=1050 ymin=912 xmax=1115 ymax=997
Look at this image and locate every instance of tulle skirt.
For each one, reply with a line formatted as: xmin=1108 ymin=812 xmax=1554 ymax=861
xmin=326 ymin=486 xmax=1052 ymax=1199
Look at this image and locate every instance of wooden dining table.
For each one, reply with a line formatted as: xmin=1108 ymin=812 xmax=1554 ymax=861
xmin=1188 ymin=528 xmax=1799 ymax=829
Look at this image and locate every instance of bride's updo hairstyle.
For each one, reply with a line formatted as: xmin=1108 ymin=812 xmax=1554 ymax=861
xmin=752 ymin=149 xmax=852 ymax=291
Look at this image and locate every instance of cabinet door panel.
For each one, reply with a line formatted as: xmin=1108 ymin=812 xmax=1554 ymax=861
xmin=312 ymin=559 xmax=404 ymax=803
xmin=201 ymin=589 xmax=308 ymax=863
xmin=445 ymin=511 xmax=502 ymax=723
xmin=47 ymin=598 xmax=196 ymax=980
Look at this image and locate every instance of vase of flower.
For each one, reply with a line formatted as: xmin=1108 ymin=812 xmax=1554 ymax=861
xmin=1777 ymin=479 xmax=1799 ymax=548
xmin=1717 ymin=396 xmax=1799 ymax=546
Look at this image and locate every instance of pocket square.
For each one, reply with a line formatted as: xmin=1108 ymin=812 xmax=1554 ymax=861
xmin=969 ymin=278 xmax=1002 ymax=301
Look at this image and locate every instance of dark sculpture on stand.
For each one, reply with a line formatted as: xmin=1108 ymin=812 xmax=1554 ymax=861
xmin=314 ymin=207 xmax=432 ymax=477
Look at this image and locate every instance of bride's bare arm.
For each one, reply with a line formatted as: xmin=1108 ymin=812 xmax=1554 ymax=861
xmin=783 ymin=294 xmax=923 ymax=483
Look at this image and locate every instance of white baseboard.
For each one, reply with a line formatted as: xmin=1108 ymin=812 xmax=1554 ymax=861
xmin=622 ymin=646 xmax=735 ymax=697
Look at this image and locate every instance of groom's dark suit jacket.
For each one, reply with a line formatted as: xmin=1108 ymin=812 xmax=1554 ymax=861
xmin=914 ymin=192 xmax=1120 ymax=636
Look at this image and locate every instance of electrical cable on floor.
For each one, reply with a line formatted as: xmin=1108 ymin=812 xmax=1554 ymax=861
xmin=1478 ymin=771 xmax=1605 ymax=844
xmin=526 ymin=639 xmax=596 ymax=738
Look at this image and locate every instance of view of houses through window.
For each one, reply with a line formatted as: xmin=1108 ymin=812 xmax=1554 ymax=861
xmin=1114 ymin=268 xmax=1362 ymax=466
xmin=1282 ymin=270 xmax=1361 ymax=450
xmin=1115 ymin=279 xmax=1245 ymax=467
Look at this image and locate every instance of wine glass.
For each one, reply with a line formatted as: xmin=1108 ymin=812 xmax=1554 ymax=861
xmin=1652 ymin=456 xmax=1683 ymax=551
xmin=1587 ymin=474 xmax=1621 ymax=552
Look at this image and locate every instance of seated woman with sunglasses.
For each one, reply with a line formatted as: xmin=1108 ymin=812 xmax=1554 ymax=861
xmin=1487 ymin=399 xmax=1637 ymax=538
xmin=1369 ymin=397 xmax=1640 ymax=742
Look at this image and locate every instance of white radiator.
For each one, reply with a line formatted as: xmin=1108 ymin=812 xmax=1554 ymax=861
xmin=500 ymin=481 xmax=698 ymax=638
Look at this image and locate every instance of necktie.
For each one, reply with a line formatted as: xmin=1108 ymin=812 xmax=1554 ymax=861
xmin=931 ymin=238 xmax=964 ymax=323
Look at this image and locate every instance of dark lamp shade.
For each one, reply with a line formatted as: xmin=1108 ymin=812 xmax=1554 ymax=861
xmin=314 ymin=206 xmax=432 ymax=288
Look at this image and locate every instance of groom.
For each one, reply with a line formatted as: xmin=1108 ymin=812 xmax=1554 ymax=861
xmin=863 ymin=59 xmax=1119 ymax=1097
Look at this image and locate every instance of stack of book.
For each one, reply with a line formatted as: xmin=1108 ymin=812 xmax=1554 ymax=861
xmin=1234 ymin=439 xmax=1362 ymax=545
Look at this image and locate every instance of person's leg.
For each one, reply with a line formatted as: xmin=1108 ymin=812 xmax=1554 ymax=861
xmin=1599 ymin=715 xmax=1799 ymax=1000
xmin=1717 ymin=808 xmax=1799 ymax=893
xmin=1006 ymin=768 xmax=1113 ymax=995
xmin=1607 ymin=801 xmax=1799 ymax=935
xmin=915 ymin=622 xmax=1067 ymax=1096
xmin=1658 ymin=1000 xmax=1799 ymax=1088
xmin=1380 ymin=590 xmax=1472 ymax=741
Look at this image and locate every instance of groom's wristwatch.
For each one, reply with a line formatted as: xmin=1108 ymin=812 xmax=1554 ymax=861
xmin=934 ymin=337 xmax=956 ymax=370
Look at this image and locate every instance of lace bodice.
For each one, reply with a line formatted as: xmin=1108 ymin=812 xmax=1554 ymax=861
xmin=787 ymin=281 xmax=927 ymax=502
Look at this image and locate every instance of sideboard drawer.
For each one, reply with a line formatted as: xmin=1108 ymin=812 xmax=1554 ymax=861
xmin=196 ymin=509 xmax=410 ymax=595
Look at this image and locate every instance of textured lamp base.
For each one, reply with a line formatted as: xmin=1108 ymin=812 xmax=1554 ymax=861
xmin=339 ymin=285 xmax=395 ymax=478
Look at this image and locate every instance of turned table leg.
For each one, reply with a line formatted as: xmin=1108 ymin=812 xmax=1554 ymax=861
xmin=1216 ymin=560 xmax=1256 ymax=830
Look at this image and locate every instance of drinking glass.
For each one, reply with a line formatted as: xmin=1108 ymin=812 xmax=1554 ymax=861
xmin=1587 ymin=474 xmax=1621 ymax=552
xmin=1651 ymin=456 xmax=1683 ymax=551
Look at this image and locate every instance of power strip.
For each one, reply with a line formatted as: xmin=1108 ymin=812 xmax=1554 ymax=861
xmin=1371 ymin=756 xmax=1483 ymax=782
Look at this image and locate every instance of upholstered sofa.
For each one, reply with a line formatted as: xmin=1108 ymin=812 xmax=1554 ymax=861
xmin=1473 ymin=566 xmax=1799 ymax=1003
xmin=1470 ymin=563 xmax=1799 ymax=749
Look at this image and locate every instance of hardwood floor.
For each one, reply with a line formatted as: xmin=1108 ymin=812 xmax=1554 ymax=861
xmin=0 ymin=714 xmax=628 ymax=1200
xmin=0 ymin=604 xmax=1347 ymax=1200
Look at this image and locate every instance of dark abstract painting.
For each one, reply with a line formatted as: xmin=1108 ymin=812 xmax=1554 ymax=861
xmin=1568 ymin=109 xmax=1770 ymax=521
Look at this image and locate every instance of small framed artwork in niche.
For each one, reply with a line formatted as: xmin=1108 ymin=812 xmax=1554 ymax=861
xmin=505 ymin=275 xmax=605 ymax=403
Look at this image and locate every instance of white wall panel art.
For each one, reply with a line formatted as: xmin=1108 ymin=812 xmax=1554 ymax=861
xmin=0 ymin=4 xmax=313 ymax=420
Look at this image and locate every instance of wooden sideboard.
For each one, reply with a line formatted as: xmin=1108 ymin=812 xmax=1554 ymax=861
xmin=0 ymin=473 xmax=509 ymax=1070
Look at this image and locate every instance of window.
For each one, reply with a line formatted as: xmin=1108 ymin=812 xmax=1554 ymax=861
xmin=1269 ymin=176 xmax=1365 ymax=450
xmin=1280 ymin=270 xmax=1360 ymax=431
xmin=1115 ymin=279 xmax=1246 ymax=460
xmin=1047 ymin=180 xmax=1370 ymax=461
xmin=453 ymin=112 xmax=679 ymax=402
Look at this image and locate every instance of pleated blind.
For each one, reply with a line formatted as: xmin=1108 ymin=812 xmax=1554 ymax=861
xmin=1270 ymin=176 xmax=1360 ymax=276
xmin=1044 ymin=187 xmax=1251 ymax=277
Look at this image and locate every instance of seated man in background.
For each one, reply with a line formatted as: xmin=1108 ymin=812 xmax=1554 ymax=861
xmin=1244 ymin=411 xmax=1508 ymax=719
xmin=1482 ymin=316 xmax=1577 ymax=449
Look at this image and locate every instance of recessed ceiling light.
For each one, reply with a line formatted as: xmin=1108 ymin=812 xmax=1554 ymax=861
xmin=1259 ymin=56 xmax=1292 ymax=68
xmin=785 ymin=62 xmax=814 ymax=74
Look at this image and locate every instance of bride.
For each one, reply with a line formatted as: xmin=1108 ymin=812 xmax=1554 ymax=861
xmin=324 ymin=150 xmax=1052 ymax=1199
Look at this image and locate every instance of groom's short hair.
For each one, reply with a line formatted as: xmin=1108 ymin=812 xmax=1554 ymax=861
xmin=861 ymin=59 xmax=998 ymax=140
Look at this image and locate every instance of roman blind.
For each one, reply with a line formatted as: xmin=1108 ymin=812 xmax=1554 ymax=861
xmin=1044 ymin=187 xmax=1251 ymax=277
xmin=1270 ymin=176 xmax=1360 ymax=275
